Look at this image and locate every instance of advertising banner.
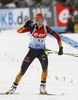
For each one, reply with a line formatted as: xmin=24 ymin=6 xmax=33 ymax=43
xmin=30 ymin=6 xmax=55 ymax=27
xmin=56 ymin=4 xmax=69 ymax=27
xmin=0 ymin=8 xmax=30 ymax=29
xmin=0 ymin=6 xmax=58 ymax=30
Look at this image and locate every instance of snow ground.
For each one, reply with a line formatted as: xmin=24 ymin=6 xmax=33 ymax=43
xmin=0 ymin=30 xmax=78 ymax=100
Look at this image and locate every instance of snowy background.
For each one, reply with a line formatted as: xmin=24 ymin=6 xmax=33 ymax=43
xmin=0 ymin=30 xmax=78 ymax=100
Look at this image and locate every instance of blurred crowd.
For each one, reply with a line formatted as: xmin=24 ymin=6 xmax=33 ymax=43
xmin=0 ymin=0 xmax=52 ymax=8
xmin=0 ymin=0 xmax=78 ymax=33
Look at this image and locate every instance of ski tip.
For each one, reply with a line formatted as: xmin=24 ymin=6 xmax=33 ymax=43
xmin=0 ymin=92 xmax=11 ymax=95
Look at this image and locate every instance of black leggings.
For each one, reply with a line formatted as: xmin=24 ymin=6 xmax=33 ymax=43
xmin=20 ymin=48 xmax=48 ymax=75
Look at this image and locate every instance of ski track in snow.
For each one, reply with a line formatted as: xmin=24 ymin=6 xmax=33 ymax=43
xmin=0 ymin=29 xmax=78 ymax=100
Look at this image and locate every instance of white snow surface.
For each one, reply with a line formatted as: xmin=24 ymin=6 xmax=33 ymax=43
xmin=0 ymin=30 xmax=78 ymax=100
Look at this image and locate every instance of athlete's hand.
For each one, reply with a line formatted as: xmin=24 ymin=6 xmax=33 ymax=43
xmin=24 ymin=20 xmax=33 ymax=28
xmin=58 ymin=47 xmax=63 ymax=55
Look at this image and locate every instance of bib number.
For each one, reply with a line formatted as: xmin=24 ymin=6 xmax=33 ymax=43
xmin=31 ymin=37 xmax=45 ymax=45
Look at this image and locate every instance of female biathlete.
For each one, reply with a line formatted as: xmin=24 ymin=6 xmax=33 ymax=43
xmin=6 ymin=13 xmax=63 ymax=94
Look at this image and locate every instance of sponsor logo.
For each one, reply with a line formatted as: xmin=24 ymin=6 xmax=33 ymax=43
xmin=31 ymin=7 xmax=53 ymax=26
xmin=0 ymin=8 xmax=30 ymax=29
xmin=33 ymin=33 xmax=46 ymax=37
xmin=56 ymin=4 xmax=69 ymax=26
xmin=24 ymin=56 xmax=30 ymax=62
xmin=26 ymin=57 xmax=30 ymax=60
xmin=43 ymin=73 xmax=47 ymax=76
xmin=42 ymin=57 xmax=46 ymax=60
xmin=59 ymin=9 xmax=69 ymax=23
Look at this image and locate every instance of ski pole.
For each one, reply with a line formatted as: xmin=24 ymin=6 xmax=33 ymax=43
xmin=46 ymin=49 xmax=78 ymax=57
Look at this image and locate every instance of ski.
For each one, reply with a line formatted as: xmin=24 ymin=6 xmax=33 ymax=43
xmin=35 ymin=92 xmax=65 ymax=96
xmin=0 ymin=92 xmax=19 ymax=95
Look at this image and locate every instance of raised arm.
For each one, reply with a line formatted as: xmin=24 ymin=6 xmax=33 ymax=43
xmin=17 ymin=20 xmax=33 ymax=33
xmin=17 ymin=26 xmax=30 ymax=33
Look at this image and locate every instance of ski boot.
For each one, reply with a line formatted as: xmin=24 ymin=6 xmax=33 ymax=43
xmin=6 ymin=83 xmax=18 ymax=94
xmin=40 ymin=83 xmax=47 ymax=94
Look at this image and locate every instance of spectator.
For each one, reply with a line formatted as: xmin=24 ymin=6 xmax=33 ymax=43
xmin=66 ymin=15 xmax=74 ymax=33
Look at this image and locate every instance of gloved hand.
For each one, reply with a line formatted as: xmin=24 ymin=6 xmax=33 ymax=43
xmin=24 ymin=20 xmax=33 ymax=28
xmin=58 ymin=47 xmax=63 ymax=55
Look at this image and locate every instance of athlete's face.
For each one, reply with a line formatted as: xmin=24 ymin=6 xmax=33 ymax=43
xmin=35 ymin=18 xmax=44 ymax=29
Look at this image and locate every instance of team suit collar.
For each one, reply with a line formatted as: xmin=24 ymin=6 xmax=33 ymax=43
xmin=35 ymin=24 xmax=44 ymax=30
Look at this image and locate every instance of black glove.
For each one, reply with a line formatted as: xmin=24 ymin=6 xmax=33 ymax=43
xmin=58 ymin=47 xmax=63 ymax=55
xmin=24 ymin=20 xmax=33 ymax=28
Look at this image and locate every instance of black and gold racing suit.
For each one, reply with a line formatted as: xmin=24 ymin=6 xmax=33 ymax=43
xmin=14 ymin=21 xmax=62 ymax=85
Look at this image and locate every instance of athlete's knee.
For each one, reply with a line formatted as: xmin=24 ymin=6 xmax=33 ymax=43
xmin=20 ymin=70 xmax=25 ymax=76
xmin=41 ymin=57 xmax=48 ymax=72
xmin=42 ymin=65 xmax=48 ymax=72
